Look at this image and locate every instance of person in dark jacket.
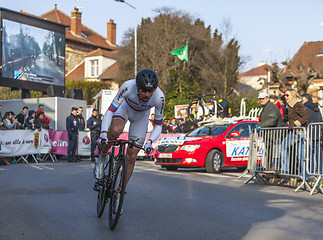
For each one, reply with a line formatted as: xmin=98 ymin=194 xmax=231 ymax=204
xmin=285 ymin=90 xmax=310 ymax=128
xmin=161 ymin=119 xmax=172 ymax=133
xmin=183 ymin=115 xmax=198 ymax=133
xmin=87 ymin=108 xmax=101 ymax=162
xmin=301 ymin=93 xmax=322 ymax=124
xmin=176 ymin=118 xmax=184 ymax=133
xmin=37 ymin=112 xmax=50 ymax=129
xmin=257 ymin=92 xmax=283 ymax=128
xmin=24 ymin=110 xmax=41 ymax=130
xmin=302 ymin=93 xmax=323 ymax=174
xmin=257 ymin=92 xmax=282 ymax=173
xmin=77 ymin=107 xmax=85 ymax=131
xmin=66 ymin=107 xmax=79 ymax=162
xmin=16 ymin=106 xmax=28 ymax=129
xmin=281 ymin=89 xmax=310 ymax=179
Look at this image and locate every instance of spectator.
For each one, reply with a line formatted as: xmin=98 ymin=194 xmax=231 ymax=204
xmin=16 ymin=106 xmax=29 ymax=129
xmin=66 ymin=107 xmax=79 ymax=162
xmin=169 ymin=118 xmax=178 ymax=132
xmin=161 ymin=119 xmax=172 ymax=133
xmin=77 ymin=106 xmax=85 ymax=131
xmin=257 ymin=92 xmax=282 ymax=128
xmin=285 ymin=89 xmax=310 ymax=128
xmin=280 ymin=89 xmax=310 ymax=179
xmin=183 ymin=115 xmax=197 ymax=133
xmin=2 ymin=112 xmax=17 ymax=130
xmin=0 ymin=105 xmax=3 ymax=129
xmin=279 ymin=83 xmax=291 ymax=124
xmin=25 ymin=110 xmax=41 ymax=130
xmin=302 ymin=93 xmax=323 ymax=174
xmin=269 ymin=95 xmax=284 ymax=120
xmin=36 ymin=104 xmax=50 ymax=125
xmin=87 ymin=108 xmax=101 ymax=162
xmin=37 ymin=112 xmax=50 ymax=129
xmin=301 ymin=93 xmax=322 ymax=124
xmin=176 ymin=118 xmax=184 ymax=133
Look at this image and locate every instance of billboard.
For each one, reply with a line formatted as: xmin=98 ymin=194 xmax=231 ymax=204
xmin=0 ymin=8 xmax=66 ymax=92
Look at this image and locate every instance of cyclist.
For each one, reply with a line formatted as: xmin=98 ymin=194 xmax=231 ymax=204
xmin=94 ymin=69 xmax=165 ymax=188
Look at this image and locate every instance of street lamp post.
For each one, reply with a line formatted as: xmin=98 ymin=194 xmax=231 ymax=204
xmin=115 ymin=0 xmax=137 ymax=77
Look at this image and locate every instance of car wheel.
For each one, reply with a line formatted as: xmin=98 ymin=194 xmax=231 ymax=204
xmin=205 ymin=149 xmax=224 ymax=173
xmin=165 ymin=166 xmax=178 ymax=171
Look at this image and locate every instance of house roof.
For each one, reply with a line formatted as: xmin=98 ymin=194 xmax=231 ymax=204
xmin=99 ymin=63 xmax=119 ymax=80
xmin=37 ymin=5 xmax=115 ymax=51
xmin=66 ymin=61 xmax=85 ymax=82
xmin=85 ymin=48 xmax=116 ymax=59
xmin=239 ymin=64 xmax=271 ymax=77
xmin=65 ymin=61 xmax=119 ymax=81
xmin=283 ymin=41 xmax=323 ymax=75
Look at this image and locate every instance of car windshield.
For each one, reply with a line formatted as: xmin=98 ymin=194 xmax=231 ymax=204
xmin=187 ymin=123 xmax=232 ymax=137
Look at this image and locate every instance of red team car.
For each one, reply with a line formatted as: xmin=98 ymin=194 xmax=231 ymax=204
xmin=154 ymin=120 xmax=258 ymax=172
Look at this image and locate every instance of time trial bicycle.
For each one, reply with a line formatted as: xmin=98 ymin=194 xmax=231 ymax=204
xmin=94 ymin=139 xmax=144 ymax=230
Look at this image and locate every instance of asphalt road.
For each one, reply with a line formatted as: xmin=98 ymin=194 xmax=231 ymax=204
xmin=0 ymin=161 xmax=323 ymax=240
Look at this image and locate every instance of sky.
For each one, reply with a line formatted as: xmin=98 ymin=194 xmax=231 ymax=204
xmin=1 ymin=0 xmax=323 ymax=72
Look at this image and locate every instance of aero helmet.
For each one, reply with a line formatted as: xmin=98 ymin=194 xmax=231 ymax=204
xmin=136 ymin=69 xmax=158 ymax=89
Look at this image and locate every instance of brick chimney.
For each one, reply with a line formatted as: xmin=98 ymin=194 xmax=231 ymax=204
xmin=107 ymin=19 xmax=116 ymax=46
xmin=71 ymin=7 xmax=82 ymax=36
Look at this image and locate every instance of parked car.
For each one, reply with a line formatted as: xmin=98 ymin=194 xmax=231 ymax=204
xmin=154 ymin=119 xmax=258 ymax=172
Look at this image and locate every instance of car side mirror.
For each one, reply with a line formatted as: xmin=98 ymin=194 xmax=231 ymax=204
xmin=229 ymin=131 xmax=240 ymax=137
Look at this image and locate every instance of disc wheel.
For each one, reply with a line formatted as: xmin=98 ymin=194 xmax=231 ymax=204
xmin=188 ymin=100 xmax=205 ymax=122
xmin=109 ymin=154 xmax=127 ymax=230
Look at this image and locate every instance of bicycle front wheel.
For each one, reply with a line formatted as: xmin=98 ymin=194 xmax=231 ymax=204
xmin=96 ymin=178 xmax=107 ymax=217
xmin=188 ymin=100 xmax=205 ymax=121
xmin=96 ymin=153 xmax=112 ymax=218
xmin=109 ymin=154 xmax=127 ymax=230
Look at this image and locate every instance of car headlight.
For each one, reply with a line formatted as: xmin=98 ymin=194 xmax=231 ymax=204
xmin=181 ymin=145 xmax=200 ymax=152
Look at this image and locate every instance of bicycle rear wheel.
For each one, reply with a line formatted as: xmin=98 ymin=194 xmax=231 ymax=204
xmin=109 ymin=154 xmax=127 ymax=230
xmin=188 ymin=100 xmax=205 ymax=121
xmin=96 ymin=153 xmax=112 ymax=217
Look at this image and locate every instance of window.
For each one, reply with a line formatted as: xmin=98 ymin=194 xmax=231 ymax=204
xmin=90 ymin=59 xmax=99 ymax=77
xmin=227 ymin=123 xmax=257 ymax=138
xmin=187 ymin=123 xmax=232 ymax=137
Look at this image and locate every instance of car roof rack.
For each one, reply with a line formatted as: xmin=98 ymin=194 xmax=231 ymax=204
xmin=198 ymin=116 xmax=258 ymax=125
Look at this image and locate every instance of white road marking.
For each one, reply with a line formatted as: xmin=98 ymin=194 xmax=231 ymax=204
xmin=31 ymin=165 xmax=54 ymax=170
xmin=0 ymin=168 xmax=5 ymax=171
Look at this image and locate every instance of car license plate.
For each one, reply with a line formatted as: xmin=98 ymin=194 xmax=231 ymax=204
xmin=159 ymin=153 xmax=172 ymax=158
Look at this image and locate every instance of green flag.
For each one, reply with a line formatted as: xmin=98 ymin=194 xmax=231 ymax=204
xmin=170 ymin=44 xmax=188 ymax=62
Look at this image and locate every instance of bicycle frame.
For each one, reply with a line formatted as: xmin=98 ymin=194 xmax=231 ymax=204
xmin=96 ymin=139 xmax=144 ymax=230
xmin=188 ymin=93 xmax=224 ymax=120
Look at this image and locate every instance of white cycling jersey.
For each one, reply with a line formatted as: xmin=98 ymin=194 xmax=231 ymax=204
xmin=101 ymin=79 xmax=165 ymax=146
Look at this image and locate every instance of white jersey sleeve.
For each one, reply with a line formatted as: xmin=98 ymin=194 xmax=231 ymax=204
xmin=100 ymin=80 xmax=132 ymax=133
xmin=148 ymin=89 xmax=165 ymax=143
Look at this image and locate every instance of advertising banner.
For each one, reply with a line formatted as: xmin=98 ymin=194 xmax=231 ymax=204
xmin=49 ymin=131 xmax=68 ymax=155
xmin=78 ymin=131 xmax=91 ymax=156
xmin=0 ymin=129 xmax=51 ymax=156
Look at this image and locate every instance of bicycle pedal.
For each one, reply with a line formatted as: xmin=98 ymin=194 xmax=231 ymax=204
xmin=95 ymin=180 xmax=102 ymax=186
xmin=93 ymin=184 xmax=100 ymax=192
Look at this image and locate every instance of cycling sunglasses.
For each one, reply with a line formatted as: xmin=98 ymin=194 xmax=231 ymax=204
xmin=138 ymin=87 xmax=156 ymax=93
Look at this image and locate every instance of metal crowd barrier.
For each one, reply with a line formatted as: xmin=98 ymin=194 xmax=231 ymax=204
xmin=239 ymin=126 xmax=323 ymax=195
xmin=306 ymin=123 xmax=323 ymax=195
xmin=16 ymin=153 xmax=57 ymax=164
